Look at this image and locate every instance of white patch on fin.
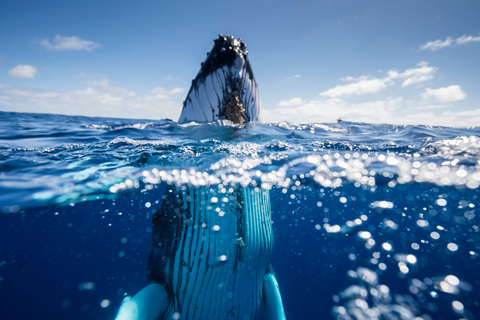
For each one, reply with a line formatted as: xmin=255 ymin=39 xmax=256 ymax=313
xmin=114 ymin=283 xmax=169 ymax=320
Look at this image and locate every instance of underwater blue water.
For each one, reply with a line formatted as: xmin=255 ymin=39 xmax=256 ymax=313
xmin=1 ymin=110 xmax=479 ymax=320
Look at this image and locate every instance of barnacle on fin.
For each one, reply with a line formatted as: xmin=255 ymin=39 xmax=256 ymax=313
xmin=234 ymin=237 xmax=245 ymax=247
xmin=223 ymin=91 xmax=245 ymax=124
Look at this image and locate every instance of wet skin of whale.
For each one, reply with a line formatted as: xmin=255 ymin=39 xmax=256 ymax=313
xmin=114 ymin=35 xmax=286 ymax=320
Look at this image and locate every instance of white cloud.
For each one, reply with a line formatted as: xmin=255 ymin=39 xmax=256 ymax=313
xmin=341 ymin=76 xmax=359 ymax=82
xmin=286 ymin=74 xmax=302 ymax=79
xmin=395 ymin=62 xmax=436 ymax=87
xmin=266 ymin=62 xmax=470 ymax=127
xmin=320 ymin=77 xmax=389 ymax=97
xmin=277 ymin=97 xmax=303 ymax=107
xmin=8 ymin=65 xmax=38 ymax=79
xmin=445 ymin=108 xmax=480 ymax=118
xmin=38 ymin=35 xmax=101 ymax=52
xmin=420 ymin=34 xmax=480 ymax=51
xmin=420 ymin=37 xmax=453 ymax=51
xmin=264 ymin=98 xmax=403 ymax=125
xmin=422 ymin=85 xmax=467 ymax=103
xmin=320 ymin=62 xmax=436 ymax=98
xmin=455 ymin=35 xmax=480 ymax=45
xmin=0 ymin=79 xmax=185 ymax=120
xmin=263 ymin=96 xmax=478 ymax=127
xmin=78 ymin=72 xmax=106 ymax=79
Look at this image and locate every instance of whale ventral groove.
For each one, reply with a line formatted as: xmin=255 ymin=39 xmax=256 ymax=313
xmin=147 ymin=186 xmax=274 ymax=319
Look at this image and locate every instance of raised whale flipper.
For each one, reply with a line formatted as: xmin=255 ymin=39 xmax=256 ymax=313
xmin=179 ymin=34 xmax=262 ymax=124
xmin=263 ymin=263 xmax=287 ymax=320
xmin=114 ymin=283 xmax=169 ymax=320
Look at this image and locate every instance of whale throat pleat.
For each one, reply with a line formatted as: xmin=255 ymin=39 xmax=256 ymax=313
xmin=149 ymin=186 xmax=273 ymax=319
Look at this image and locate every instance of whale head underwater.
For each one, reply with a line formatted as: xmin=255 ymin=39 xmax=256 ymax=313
xmin=114 ymin=35 xmax=285 ymax=320
xmin=179 ymin=34 xmax=262 ymax=124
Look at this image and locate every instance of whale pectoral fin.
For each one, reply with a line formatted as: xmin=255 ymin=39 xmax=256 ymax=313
xmin=263 ymin=263 xmax=286 ymax=320
xmin=114 ymin=283 xmax=169 ymax=320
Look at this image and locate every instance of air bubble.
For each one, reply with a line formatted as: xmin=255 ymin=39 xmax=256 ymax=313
xmin=445 ymin=275 xmax=460 ymax=286
xmin=447 ymin=243 xmax=458 ymax=252
xmin=452 ymin=301 xmax=464 ymax=312
xmin=430 ymin=232 xmax=440 ymax=240
xmin=358 ymin=231 xmax=371 ymax=239
xmin=416 ymin=219 xmax=429 ymax=227
xmin=382 ymin=242 xmax=393 ymax=251
xmin=100 ymin=299 xmax=110 ymax=308
xmin=406 ymin=254 xmax=417 ymax=264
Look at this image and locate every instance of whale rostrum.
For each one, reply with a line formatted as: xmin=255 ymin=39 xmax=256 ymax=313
xmin=179 ymin=34 xmax=262 ymax=124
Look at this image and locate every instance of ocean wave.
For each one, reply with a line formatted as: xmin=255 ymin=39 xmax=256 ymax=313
xmin=1 ymin=112 xmax=480 ymax=209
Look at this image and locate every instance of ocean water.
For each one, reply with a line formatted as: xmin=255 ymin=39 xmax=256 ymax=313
xmin=1 ymin=110 xmax=479 ymax=320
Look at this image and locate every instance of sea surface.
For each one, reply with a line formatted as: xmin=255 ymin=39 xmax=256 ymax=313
xmin=1 ymin=110 xmax=479 ymax=320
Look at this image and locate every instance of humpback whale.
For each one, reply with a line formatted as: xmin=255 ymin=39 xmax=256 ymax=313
xmin=115 ymin=35 xmax=285 ymax=320
xmin=179 ymin=34 xmax=261 ymax=124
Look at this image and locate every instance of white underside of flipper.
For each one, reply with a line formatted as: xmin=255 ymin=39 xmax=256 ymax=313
xmin=114 ymin=283 xmax=169 ymax=320
xmin=263 ymin=273 xmax=287 ymax=320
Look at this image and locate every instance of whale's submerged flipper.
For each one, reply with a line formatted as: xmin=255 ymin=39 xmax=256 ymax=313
xmin=179 ymin=34 xmax=262 ymax=124
xmin=114 ymin=35 xmax=285 ymax=320
xmin=264 ymin=264 xmax=287 ymax=320
xmin=114 ymin=284 xmax=169 ymax=320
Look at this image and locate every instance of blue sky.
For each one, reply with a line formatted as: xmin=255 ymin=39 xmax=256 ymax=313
xmin=1 ymin=0 xmax=480 ymax=126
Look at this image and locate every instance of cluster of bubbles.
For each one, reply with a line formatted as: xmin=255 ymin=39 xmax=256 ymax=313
xmin=71 ymin=282 xmax=111 ymax=311
xmin=316 ymin=189 xmax=476 ymax=320
xmin=100 ymin=129 xmax=480 ymax=194
xmin=331 ymin=267 xmax=472 ymax=320
xmin=332 ymin=267 xmax=418 ymax=320
xmin=106 ymin=150 xmax=480 ymax=197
